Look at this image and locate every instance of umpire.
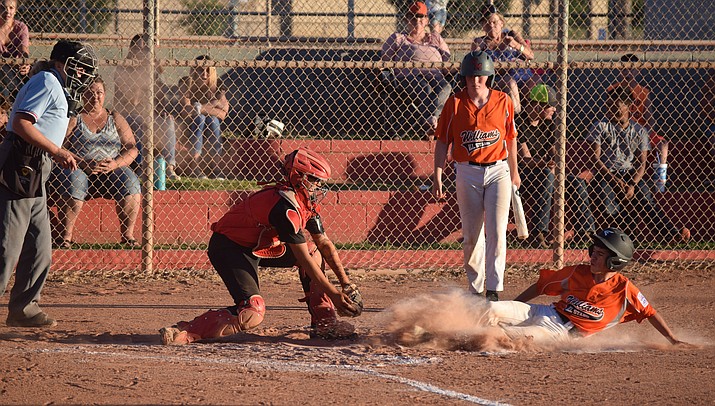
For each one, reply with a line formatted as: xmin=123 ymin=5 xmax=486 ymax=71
xmin=0 ymin=40 xmax=97 ymax=327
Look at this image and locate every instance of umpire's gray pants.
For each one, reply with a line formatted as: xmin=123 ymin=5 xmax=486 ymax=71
xmin=0 ymin=157 xmax=53 ymax=319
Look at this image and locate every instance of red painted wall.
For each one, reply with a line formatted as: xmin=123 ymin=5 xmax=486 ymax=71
xmin=52 ymin=140 xmax=714 ymax=245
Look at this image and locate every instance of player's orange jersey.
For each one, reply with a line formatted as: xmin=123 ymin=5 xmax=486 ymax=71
xmin=536 ymin=264 xmax=656 ymax=335
xmin=435 ymin=88 xmax=517 ymax=164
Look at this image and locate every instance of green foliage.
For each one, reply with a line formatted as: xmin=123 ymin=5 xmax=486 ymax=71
xmin=179 ymin=0 xmax=231 ymax=36
xmin=20 ymin=0 xmax=113 ymax=34
xmin=167 ymin=177 xmax=259 ymax=191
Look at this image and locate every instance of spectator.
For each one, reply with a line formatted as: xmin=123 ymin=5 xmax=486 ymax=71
xmin=52 ymin=77 xmax=141 ymax=248
xmin=381 ymin=1 xmax=451 ymax=140
xmin=587 ymin=86 xmax=689 ymax=244
xmin=0 ymin=41 xmax=96 ymax=328
xmin=0 ymin=0 xmax=30 ymax=100
xmin=609 ymin=54 xmax=669 ymax=192
xmin=426 ymin=0 xmax=448 ymax=35
xmin=178 ymin=55 xmax=229 ymax=180
xmin=432 ymin=51 xmax=520 ymax=302
xmin=471 ymin=3 xmax=535 ymax=115
xmin=114 ymin=34 xmax=180 ymax=181
xmin=517 ymin=84 xmax=594 ymax=248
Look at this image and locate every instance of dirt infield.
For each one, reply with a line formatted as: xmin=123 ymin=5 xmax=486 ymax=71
xmin=1 ymin=265 xmax=713 ymax=405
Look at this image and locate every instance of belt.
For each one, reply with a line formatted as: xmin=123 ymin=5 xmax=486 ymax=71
xmin=557 ymin=311 xmax=571 ymax=325
xmin=556 ymin=310 xmax=582 ymax=337
xmin=468 ymin=159 xmax=504 ymax=167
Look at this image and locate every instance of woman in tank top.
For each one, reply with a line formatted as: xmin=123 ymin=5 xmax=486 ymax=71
xmin=51 ymin=77 xmax=141 ymax=248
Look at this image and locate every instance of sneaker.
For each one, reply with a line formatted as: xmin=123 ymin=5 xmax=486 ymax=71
xmin=159 ymin=326 xmax=190 ymax=345
xmin=525 ymin=231 xmax=549 ymax=249
xmin=485 ymin=290 xmax=499 ymax=302
xmin=166 ymin=165 xmax=181 ymax=181
xmin=6 ymin=312 xmax=57 ymax=327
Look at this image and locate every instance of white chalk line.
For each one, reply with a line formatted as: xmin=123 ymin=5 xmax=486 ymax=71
xmin=33 ymin=345 xmax=510 ymax=405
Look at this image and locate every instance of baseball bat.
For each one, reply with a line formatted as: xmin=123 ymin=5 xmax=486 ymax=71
xmin=511 ymin=185 xmax=529 ymax=240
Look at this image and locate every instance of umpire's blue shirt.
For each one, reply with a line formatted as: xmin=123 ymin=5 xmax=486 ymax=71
xmin=7 ymin=68 xmax=69 ymax=148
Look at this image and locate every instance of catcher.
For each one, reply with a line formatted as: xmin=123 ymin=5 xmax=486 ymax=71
xmin=160 ymin=147 xmax=363 ymax=344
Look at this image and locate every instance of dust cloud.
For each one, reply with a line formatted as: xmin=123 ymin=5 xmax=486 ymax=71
xmin=382 ymin=288 xmax=697 ymax=353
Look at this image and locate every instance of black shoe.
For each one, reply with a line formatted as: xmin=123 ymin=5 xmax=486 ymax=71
xmin=485 ymin=290 xmax=499 ymax=302
xmin=6 ymin=312 xmax=57 ymax=327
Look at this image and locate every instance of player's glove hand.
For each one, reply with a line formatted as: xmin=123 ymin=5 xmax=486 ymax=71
xmin=337 ymin=284 xmax=364 ymax=317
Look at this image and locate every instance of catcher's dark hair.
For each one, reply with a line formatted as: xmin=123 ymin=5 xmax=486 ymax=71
xmin=607 ymin=85 xmax=633 ymax=105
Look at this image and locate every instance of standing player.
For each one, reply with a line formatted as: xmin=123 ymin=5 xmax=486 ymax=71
xmin=0 ymin=40 xmax=97 ymax=327
xmin=432 ymin=51 xmax=520 ymax=301
xmin=483 ymin=228 xmax=693 ymax=347
xmin=160 ymin=148 xmax=363 ymax=345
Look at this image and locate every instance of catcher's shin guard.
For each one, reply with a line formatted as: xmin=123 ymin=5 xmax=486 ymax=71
xmin=161 ymin=296 xmax=266 ymax=345
xmin=298 ymin=267 xmax=355 ymax=339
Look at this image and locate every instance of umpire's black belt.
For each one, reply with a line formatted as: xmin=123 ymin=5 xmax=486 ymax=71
xmin=468 ymin=159 xmax=504 ymax=167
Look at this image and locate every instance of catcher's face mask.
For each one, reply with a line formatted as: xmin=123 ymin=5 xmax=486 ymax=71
xmin=63 ymin=45 xmax=98 ymax=117
xmin=300 ymin=174 xmax=329 ymax=204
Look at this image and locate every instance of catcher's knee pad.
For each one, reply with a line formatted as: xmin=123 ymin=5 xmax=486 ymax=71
xmin=235 ymin=294 xmax=266 ymax=331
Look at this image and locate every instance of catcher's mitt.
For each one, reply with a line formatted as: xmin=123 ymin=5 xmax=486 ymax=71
xmin=339 ymin=284 xmax=364 ymax=317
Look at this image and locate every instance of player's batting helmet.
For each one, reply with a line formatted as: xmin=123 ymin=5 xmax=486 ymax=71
xmin=460 ymin=51 xmax=495 ymax=77
xmin=459 ymin=51 xmax=495 ymax=87
xmin=590 ymin=228 xmax=634 ymax=270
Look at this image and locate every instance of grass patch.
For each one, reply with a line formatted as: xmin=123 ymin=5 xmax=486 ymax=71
xmin=165 ymin=177 xmax=259 ymax=191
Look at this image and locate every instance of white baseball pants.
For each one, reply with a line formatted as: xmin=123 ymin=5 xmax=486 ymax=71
xmin=487 ymin=301 xmax=573 ymax=343
xmin=455 ymin=161 xmax=511 ymax=294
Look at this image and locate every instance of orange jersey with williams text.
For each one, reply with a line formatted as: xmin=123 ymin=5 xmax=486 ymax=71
xmin=536 ymin=264 xmax=656 ymax=335
xmin=435 ymin=88 xmax=517 ymax=163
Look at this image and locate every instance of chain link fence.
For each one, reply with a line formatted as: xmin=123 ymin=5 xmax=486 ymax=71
xmin=1 ymin=0 xmax=713 ymax=272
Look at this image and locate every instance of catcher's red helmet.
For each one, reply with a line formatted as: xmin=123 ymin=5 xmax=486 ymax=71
xmin=284 ymin=147 xmax=332 ymax=189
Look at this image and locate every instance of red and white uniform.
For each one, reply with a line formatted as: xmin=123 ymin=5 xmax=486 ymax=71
xmin=211 ymin=184 xmax=319 ymax=258
xmin=435 ymin=88 xmax=517 ymax=294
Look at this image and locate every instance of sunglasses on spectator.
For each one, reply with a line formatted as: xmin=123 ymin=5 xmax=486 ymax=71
xmin=412 ymin=14 xmax=427 ymax=19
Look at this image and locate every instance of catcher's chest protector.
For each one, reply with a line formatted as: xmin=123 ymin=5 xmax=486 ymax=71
xmin=211 ymin=185 xmax=314 ymax=249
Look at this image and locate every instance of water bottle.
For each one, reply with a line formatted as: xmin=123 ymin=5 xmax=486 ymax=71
xmin=652 ymin=163 xmax=667 ymax=193
xmin=154 ymin=156 xmax=166 ymax=191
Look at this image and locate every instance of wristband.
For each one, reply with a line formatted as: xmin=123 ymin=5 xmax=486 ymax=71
xmin=519 ymin=44 xmax=525 ymax=53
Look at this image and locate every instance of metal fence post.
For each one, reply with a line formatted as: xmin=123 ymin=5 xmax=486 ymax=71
xmin=141 ymin=0 xmax=156 ymax=274
xmin=553 ymin=0 xmax=569 ymax=269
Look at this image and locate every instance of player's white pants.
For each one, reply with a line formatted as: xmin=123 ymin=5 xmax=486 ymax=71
xmin=487 ymin=301 xmax=573 ymax=343
xmin=455 ymin=161 xmax=511 ymax=294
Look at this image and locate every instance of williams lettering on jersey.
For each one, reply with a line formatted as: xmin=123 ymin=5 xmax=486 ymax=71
xmin=562 ymin=295 xmax=605 ymax=321
xmin=460 ymin=128 xmax=500 ymax=153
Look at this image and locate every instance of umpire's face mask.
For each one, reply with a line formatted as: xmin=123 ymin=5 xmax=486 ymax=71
xmin=63 ymin=48 xmax=98 ymax=117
